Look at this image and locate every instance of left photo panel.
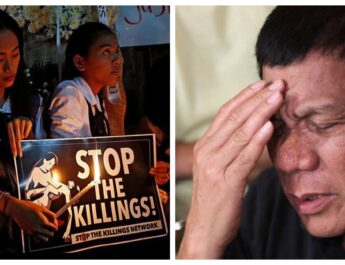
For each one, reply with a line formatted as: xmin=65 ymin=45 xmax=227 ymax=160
xmin=0 ymin=5 xmax=170 ymax=259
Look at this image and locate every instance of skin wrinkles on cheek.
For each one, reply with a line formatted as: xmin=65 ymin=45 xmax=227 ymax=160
xmin=328 ymin=138 xmax=345 ymax=177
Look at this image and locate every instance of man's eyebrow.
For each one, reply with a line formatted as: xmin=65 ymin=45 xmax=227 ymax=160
xmin=294 ymin=104 xmax=337 ymax=119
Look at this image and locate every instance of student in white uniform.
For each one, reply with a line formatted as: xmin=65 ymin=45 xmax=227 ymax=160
xmin=49 ymin=22 xmax=123 ymax=138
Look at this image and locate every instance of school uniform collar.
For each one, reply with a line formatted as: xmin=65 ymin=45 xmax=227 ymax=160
xmin=74 ymin=77 xmax=102 ymax=112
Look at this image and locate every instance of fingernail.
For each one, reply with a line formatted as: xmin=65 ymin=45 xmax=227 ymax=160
xmin=268 ymin=80 xmax=283 ymax=91
xmin=267 ymin=91 xmax=281 ymax=103
xmin=250 ymin=80 xmax=266 ymax=91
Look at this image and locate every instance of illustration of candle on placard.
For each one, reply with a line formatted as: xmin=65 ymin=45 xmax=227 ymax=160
xmin=56 ymin=158 xmax=101 ymax=218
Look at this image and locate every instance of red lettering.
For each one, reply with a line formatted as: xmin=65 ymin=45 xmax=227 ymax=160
xmin=124 ymin=6 xmax=142 ymax=25
xmin=124 ymin=6 xmax=169 ymax=25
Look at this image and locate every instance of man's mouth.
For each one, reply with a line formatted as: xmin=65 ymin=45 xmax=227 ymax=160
xmin=290 ymin=193 xmax=337 ymax=215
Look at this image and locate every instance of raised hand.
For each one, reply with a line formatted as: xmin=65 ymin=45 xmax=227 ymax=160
xmin=178 ymin=80 xmax=285 ymax=258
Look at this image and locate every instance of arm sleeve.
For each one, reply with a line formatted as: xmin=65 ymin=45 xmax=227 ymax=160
xmin=49 ymin=87 xmax=85 ymax=138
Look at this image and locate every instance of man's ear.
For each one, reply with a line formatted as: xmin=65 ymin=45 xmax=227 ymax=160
xmin=73 ymin=55 xmax=86 ymax=72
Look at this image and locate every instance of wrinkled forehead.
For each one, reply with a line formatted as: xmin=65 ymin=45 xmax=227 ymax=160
xmin=262 ymin=52 xmax=345 ymax=117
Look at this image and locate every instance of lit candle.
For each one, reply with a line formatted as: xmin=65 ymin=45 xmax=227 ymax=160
xmin=56 ymin=158 xmax=101 ymax=218
xmin=52 ymin=172 xmax=59 ymax=183
xmin=93 ymin=154 xmax=101 ymax=183
xmin=50 ymin=171 xmax=62 ymax=189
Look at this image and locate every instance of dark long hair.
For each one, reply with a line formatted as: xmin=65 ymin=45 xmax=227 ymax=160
xmin=63 ymin=22 xmax=115 ymax=79
xmin=33 ymin=151 xmax=58 ymax=169
xmin=0 ymin=10 xmax=32 ymax=118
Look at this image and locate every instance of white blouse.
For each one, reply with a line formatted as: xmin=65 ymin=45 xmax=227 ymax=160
xmin=0 ymin=97 xmax=11 ymax=114
xmin=49 ymin=77 xmax=108 ymax=138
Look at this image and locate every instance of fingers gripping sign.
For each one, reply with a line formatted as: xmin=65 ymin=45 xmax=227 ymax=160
xmin=178 ymin=80 xmax=285 ymax=259
xmin=7 ymin=117 xmax=32 ymax=157
xmin=149 ymin=161 xmax=170 ymax=185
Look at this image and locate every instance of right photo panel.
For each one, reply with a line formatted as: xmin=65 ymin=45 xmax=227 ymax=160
xmin=176 ymin=6 xmax=345 ymax=259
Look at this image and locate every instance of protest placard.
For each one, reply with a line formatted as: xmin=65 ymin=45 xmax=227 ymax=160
xmin=15 ymin=134 xmax=167 ymax=253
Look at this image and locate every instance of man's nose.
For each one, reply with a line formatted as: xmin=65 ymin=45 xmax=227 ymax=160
xmin=274 ymin=129 xmax=319 ymax=174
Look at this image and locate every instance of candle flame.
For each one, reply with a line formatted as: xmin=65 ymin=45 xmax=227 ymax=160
xmin=53 ymin=172 xmax=59 ymax=183
xmin=94 ymin=157 xmax=101 ymax=183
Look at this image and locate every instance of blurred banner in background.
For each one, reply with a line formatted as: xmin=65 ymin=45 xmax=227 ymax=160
xmin=117 ymin=6 xmax=170 ymax=47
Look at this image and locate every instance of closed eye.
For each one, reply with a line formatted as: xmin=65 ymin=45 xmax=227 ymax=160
xmin=307 ymin=120 xmax=338 ymax=133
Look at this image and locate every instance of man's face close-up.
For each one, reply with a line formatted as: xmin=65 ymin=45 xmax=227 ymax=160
xmin=264 ymin=51 xmax=345 ymax=238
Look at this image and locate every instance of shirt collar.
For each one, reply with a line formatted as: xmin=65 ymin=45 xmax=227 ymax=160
xmin=74 ymin=77 xmax=102 ymax=112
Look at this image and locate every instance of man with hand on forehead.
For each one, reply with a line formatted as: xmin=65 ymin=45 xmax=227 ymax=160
xmin=178 ymin=6 xmax=345 ymax=259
